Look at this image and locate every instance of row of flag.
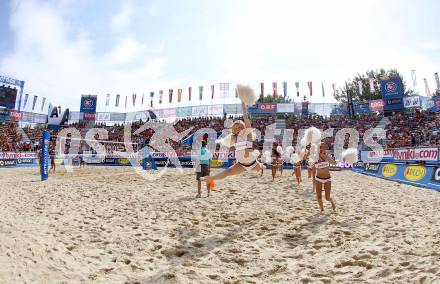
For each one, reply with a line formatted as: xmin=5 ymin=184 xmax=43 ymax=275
xmin=102 ymin=72 xmax=440 ymax=109
xmin=21 ymin=94 xmax=46 ymax=112
xmin=17 ymin=71 xmax=440 ymax=112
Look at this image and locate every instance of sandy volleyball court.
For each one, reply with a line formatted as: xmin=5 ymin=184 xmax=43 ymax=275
xmin=0 ymin=167 xmax=439 ymax=283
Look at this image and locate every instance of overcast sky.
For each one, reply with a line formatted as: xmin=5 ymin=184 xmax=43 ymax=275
xmin=0 ymin=0 xmax=439 ymax=112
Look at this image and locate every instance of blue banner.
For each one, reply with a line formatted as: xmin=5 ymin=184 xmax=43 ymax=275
xmin=353 ymin=101 xmax=371 ymax=114
xmin=80 ymin=95 xmax=97 ymax=113
xmin=431 ymin=96 xmax=440 ymax=112
xmin=40 ymin=131 xmax=50 ymax=181
xmin=381 ymin=79 xmax=404 ymax=111
xmin=353 ymin=162 xmax=440 ymax=191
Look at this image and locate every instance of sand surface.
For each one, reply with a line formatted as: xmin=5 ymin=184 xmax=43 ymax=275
xmin=0 ymin=166 xmax=439 ymax=283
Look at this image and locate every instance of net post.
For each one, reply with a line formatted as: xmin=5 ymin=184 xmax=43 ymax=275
xmin=40 ymin=130 xmax=50 ymax=181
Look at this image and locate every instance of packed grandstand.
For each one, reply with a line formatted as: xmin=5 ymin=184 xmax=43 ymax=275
xmin=1 ymin=109 xmax=439 ymax=154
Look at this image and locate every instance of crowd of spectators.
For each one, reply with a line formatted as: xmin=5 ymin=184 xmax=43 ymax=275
xmin=0 ymin=110 xmax=439 ymax=154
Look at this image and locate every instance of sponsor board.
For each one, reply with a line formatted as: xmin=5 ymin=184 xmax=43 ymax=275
xmin=210 ymin=160 xmax=224 ymax=168
xmin=118 ymin=158 xmax=130 ymax=165
xmin=16 ymin=158 xmax=34 ymax=165
xmin=277 ymin=103 xmax=295 ymax=113
xmin=431 ymin=167 xmax=440 ymax=183
xmin=9 ymin=111 xmax=22 ymax=122
xmin=80 ymin=95 xmax=97 ymax=113
xmin=96 ymin=112 xmax=111 ymax=121
xmin=404 ymin=165 xmax=426 ymax=182
xmin=83 ymin=112 xmax=96 ymax=121
xmin=364 ymin=163 xmax=380 ymax=173
xmin=0 ymin=152 xmax=38 ymax=159
xmin=382 ymin=163 xmax=398 ymax=177
xmin=366 ymin=149 xmax=393 ymax=160
xmin=393 ymin=148 xmax=438 ymax=161
xmin=403 ymin=96 xmax=421 ymax=108
xmin=0 ymin=159 xmax=16 ymax=167
xmin=354 ymin=161 xmax=365 ymax=169
xmin=258 ymin=103 xmax=277 ymax=113
xmin=369 ymin=99 xmax=385 ymax=111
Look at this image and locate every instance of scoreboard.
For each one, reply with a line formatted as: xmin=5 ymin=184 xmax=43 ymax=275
xmin=0 ymin=86 xmax=17 ymax=109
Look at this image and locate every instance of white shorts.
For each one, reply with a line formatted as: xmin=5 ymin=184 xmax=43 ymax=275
xmin=315 ymin=176 xmax=331 ymax=184
xmin=238 ymin=160 xmax=259 ymax=172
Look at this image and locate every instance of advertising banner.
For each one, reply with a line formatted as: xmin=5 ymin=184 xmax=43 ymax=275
xmin=162 ymin=108 xmax=177 ymax=118
xmin=392 ymin=147 xmax=438 ymax=161
xmin=0 ymin=152 xmax=38 ymax=159
xmin=277 ymin=103 xmax=295 ymax=113
xmin=208 ymin=105 xmax=223 ymax=115
xmin=403 ymin=96 xmax=421 ymax=108
xmin=109 ymin=112 xmax=125 ymax=121
xmin=381 ymin=79 xmax=404 ymax=111
xmin=353 ymin=162 xmax=440 ymax=191
xmin=0 ymin=159 xmax=16 ymax=167
xmin=223 ymin=104 xmax=241 ymax=114
xmin=96 ymin=112 xmax=111 ymax=121
xmin=9 ymin=110 xmax=22 ymax=122
xmin=258 ymin=103 xmax=277 ymax=113
xmin=48 ymin=106 xmax=69 ymax=125
xmin=177 ymin=107 xmax=192 ymax=117
xmin=431 ymin=167 xmax=440 ymax=184
xmin=369 ymin=99 xmax=385 ymax=111
xmin=381 ymin=163 xmax=398 ymax=178
xmin=301 ymin=102 xmax=309 ymax=116
xmin=80 ymin=95 xmax=97 ymax=113
xmin=354 ymin=102 xmax=371 ymax=114
xmin=403 ymin=165 xmax=427 ymax=182
xmin=431 ymin=96 xmax=440 ymax=112
xmin=192 ymin=106 xmax=208 ymax=116
xmin=364 ymin=163 xmax=380 ymax=173
xmin=83 ymin=112 xmax=96 ymax=121
xmin=363 ymin=149 xmax=394 ymax=161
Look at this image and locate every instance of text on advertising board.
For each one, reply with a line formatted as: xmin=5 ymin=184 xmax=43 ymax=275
xmin=431 ymin=167 xmax=440 ymax=183
xmin=365 ymin=163 xmax=380 ymax=173
xmin=382 ymin=164 xmax=398 ymax=177
xmin=404 ymin=165 xmax=426 ymax=182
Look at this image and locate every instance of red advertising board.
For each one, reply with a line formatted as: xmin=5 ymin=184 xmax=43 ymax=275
xmin=392 ymin=147 xmax=438 ymax=161
xmin=83 ymin=112 xmax=96 ymax=121
xmin=369 ymin=99 xmax=385 ymax=111
xmin=258 ymin=103 xmax=277 ymax=112
xmin=9 ymin=110 xmax=22 ymax=122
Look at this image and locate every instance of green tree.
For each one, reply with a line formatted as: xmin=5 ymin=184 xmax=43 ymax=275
xmin=257 ymin=94 xmax=292 ymax=103
xmin=334 ymin=68 xmax=415 ymax=103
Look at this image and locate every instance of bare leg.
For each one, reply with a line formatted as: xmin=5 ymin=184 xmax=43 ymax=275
xmin=279 ymin=163 xmax=283 ymax=176
xmin=295 ymin=168 xmax=301 ymax=185
xmin=324 ymin=182 xmax=336 ymax=211
xmin=196 ymin=180 xmax=201 ymax=198
xmin=315 ymin=181 xmax=324 ymax=212
xmin=252 ymin=161 xmax=264 ymax=175
xmin=206 ymin=182 xmax=211 ymax=197
xmin=200 ymin=163 xmax=245 ymax=182
xmin=271 ymin=162 xmax=276 ymax=181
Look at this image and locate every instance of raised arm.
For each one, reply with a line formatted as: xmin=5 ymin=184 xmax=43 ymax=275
xmin=241 ymin=101 xmax=252 ymax=128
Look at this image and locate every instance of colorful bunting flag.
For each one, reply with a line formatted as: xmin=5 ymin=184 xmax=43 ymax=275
xmin=178 ymin=89 xmax=182 ymax=103
xmin=272 ymin=82 xmax=278 ymax=98
xmin=199 ymin=86 xmax=203 ymax=100
xmin=283 ymin=82 xmax=287 ymax=98
xmin=169 ymin=89 xmax=173 ymax=103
